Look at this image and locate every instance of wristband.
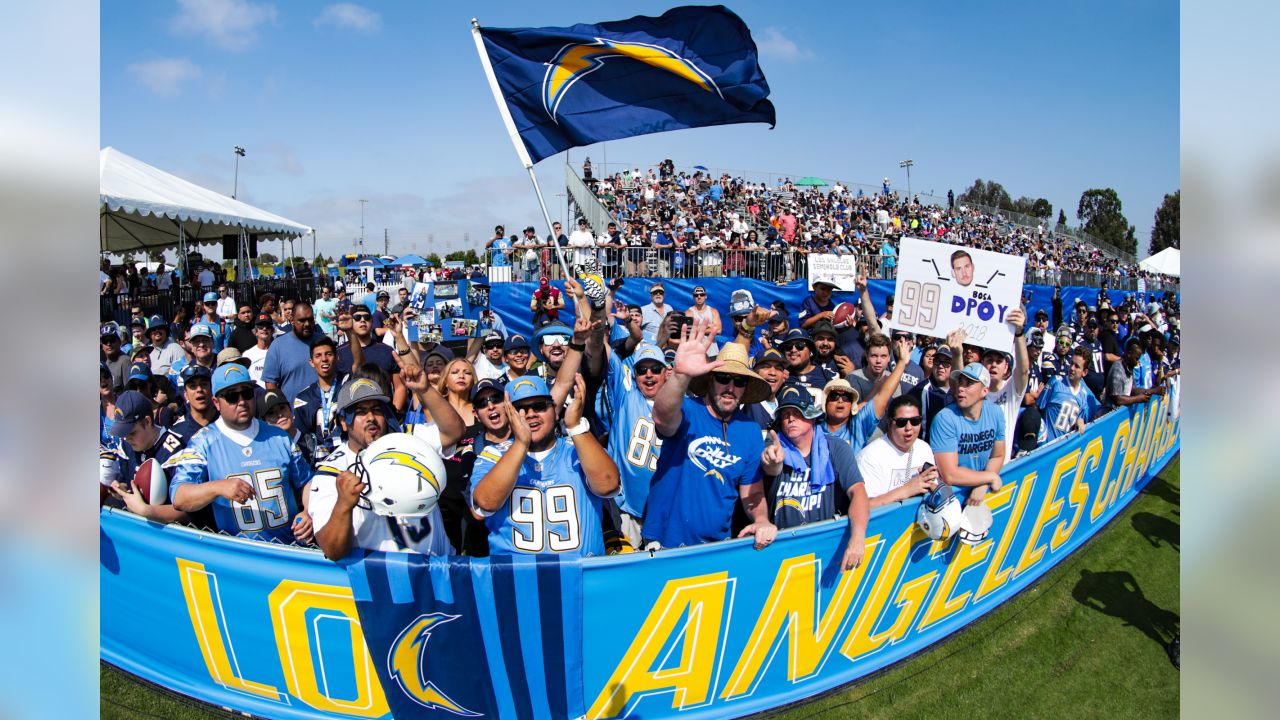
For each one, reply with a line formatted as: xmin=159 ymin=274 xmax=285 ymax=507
xmin=1014 ymin=331 xmax=1024 ymax=337
xmin=568 ymin=341 xmax=586 ymax=352
xmin=396 ymin=348 xmax=411 ymax=356
xmin=565 ymin=418 xmax=591 ymax=437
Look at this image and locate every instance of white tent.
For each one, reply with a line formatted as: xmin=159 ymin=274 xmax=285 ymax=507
xmin=1139 ymin=247 xmax=1180 ymax=277
xmin=99 ymin=147 xmax=312 ymax=253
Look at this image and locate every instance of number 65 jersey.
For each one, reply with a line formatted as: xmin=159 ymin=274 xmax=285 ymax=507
xmin=470 ymin=437 xmax=616 ymax=557
xmin=167 ymin=418 xmax=311 ymax=543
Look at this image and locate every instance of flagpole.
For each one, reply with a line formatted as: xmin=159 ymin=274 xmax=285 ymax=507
xmin=470 ymin=18 xmax=573 ymax=282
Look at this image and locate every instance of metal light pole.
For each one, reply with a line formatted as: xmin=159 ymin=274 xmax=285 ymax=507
xmin=232 ymin=146 xmax=245 ymax=198
xmin=899 ymin=159 xmax=914 ymax=202
xmin=359 ymin=199 xmax=368 ymax=251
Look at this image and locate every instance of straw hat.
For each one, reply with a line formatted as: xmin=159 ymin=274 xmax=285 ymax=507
xmin=688 ymin=343 xmax=772 ymax=404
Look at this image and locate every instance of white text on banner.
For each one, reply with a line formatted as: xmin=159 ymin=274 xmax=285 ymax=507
xmin=807 ymin=253 xmax=860 ymax=291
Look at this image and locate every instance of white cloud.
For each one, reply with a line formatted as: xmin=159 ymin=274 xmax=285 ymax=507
xmin=756 ymin=27 xmax=814 ymax=62
xmin=170 ymin=0 xmax=277 ymax=52
xmin=127 ymin=58 xmax=202 ymax=96
xmin=314 ymin=3 xmax=381 ymax=33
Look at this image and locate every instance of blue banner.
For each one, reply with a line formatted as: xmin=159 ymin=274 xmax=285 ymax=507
xmin=479 ymin=6 xmax=776 ymax=165
xmin=101 ymin=397 xmax=1178 ymax=719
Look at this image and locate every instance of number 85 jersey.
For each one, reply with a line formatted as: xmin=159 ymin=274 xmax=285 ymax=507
xmin=469 ymin=437 xmax=616 ymax=557
xmin=167 ymin=419 xmax=311 ymax=543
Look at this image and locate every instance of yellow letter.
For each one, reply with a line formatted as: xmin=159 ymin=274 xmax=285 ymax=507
xmin=974 ymin=475 xmax=1035 ymax=602
xmin=1051 ymin=437 xmax=1101 ymax=550
xmin=588 ymin=572 xmax=731 ymax=719
xmin=268 ymin=579 xmax=389 ymax=717
xmin=1092 ymin=419 xmax=1130 ymax=521
xmin=1015 ymin=450 xmax=1078 ymax=576
xmin=176 ymin=558 xmax=282 ymax=702
xmin=840 ymin=525 xmax=936 ymax=661
xmin=721 ymin=546 xmax=876 ymax=698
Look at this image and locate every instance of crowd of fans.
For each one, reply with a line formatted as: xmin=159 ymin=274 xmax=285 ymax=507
xmin=99 ymin=250 xmax=1180 ymax=566
xmin=483 ymin=160 xmax=1176 ymax=290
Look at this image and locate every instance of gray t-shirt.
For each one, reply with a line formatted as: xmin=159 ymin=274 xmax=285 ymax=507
xmin=764 ymin=434 xmax=862 ymax=530
xmin=1105 ymin=361 xmax=1133 ymax=409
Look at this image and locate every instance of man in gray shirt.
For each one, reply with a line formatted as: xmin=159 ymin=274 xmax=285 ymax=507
xmin=1105 ymin=338 xmax=1159 ymax=410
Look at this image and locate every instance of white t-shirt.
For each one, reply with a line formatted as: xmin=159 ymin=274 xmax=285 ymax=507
xmin=987 ymin=356 xmax=1027 ymax=458
xmin=308 ymin=430 xmax=454 ymax=556
xmin=473 ymin=354 xmax=506 ymax=381
xmin=216 ymin=296 xmax=237 ymax=320
xmin=856 ymin=435 xmax=935 ymax=500
xmin=569 ymin=229 xmax=596 ymax=265
xmin=243 ymin=345 xmax=268 ymax=386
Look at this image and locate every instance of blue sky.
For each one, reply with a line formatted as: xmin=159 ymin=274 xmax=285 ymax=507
xmin=102 ymin=1 xmax=1178 ymax=260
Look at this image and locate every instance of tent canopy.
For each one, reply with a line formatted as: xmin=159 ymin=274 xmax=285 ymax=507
xmin=391 ymin=254 xmax=429 ymax=266
xmin=794 ymin=176 xmax=828 ymax=186
xmin=100 ymin=147 xmax=312 ymax=254
xmin=1138 ymin=247 xmax=1180 ymax=277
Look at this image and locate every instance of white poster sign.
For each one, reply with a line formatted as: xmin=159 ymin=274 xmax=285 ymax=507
xmin=807 ymin=253 xmax=860 ymax=291
xmin=885 ymin=237 xmax=1026 ymax=352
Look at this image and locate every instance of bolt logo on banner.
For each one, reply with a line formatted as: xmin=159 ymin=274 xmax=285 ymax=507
xmin=388 ymin=614 xmax=480 ymax=716
xmin=543 ymin=39 xmax=720 ymax=122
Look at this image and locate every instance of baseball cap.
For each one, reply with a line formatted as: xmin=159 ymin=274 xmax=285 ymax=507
xmin=957 ymin=362 xmax=992 ymax=386
xmin=99 ymin=361 xmax=110 ymax=375
xmin=254 ymin=313 xmax=274 ymax=328
xmin=891 ymin=328 xmax=913 ymax=340
xmin=127 ymin=362 xmax=151 ymax=382
xmin=934 ymin=345 xmax=955 ymax=362
xmin=692 ymin=285 xmax=706 ymax=295
xmin=211 ymin=363 xmax=254 ymax=396
xmin=1145 ymin=302 xmax=1161 ymax=314
xmin=1034 ymin=309 xmax=1049 ymax=320
xmin=101 ymin=321 xmax=121 ymax=338
xmin=147 ymin=315 xmax=167 ymax=330
xmin=188 ymin=323 xmax=214 ymax=339
xmin=129 ymin=316 xmax=147 ymax=328
xmin=663 ymin=348 xmax=677 ymax=366
xmin=507 ymin=376 xmax=552 ymax=403
xmin=377 ymin=290 xmax=390 ymax=300
xmin=129 ymin=344 xmax=153 ymax=359
xmin=423 ymin=347 xmax=454 ymax=365
xmin=631 ymin=343 xmax=668 ymax=367
xmin=504 ymin=334 xmax=531 ymax=352
xmin=728 ymin=289 xmax=755 ymax=317
xmin=203 ymin=291 xmax=218 ymax=303
xmin=810 ymin=320 xmax=838 ymax=338
xmin=482 ymin=330 xmax=504 ymax=345
xmin=107 ymin=391 xmax=154 ymax=437
xmin=335 ymin=377 xmax=391 ymax=412
xmin=257 ymin=389 xmax=289 ymax=419
xmin=982 ymin=348 xmax=1014 ymax=366
xmin=1086 ymin=317 xmax=1099 ymax=328
xmin=777 ymin=328 xmax=815 ymax=351
xmin=1056 ymin=325 xmax=1074 ymax=339
xmin=813 ymin=278 xmax=838 ymax=289
xmin=539 ymin=276 xmax=549 ymax=286
xmin=753 ymin=348 xmax=786 ymax=369
xmin=470 ymin=377 xmax=505 ymax=402
xmin=649 ymin=282 xmax=665 ymax=294
xmin=775 ymin=383 xmax=823 ymax=421
xmin=180 ymin=364 xmax=212 ymax=382
xmin=1027 ymin=329 xmax=1045 ymax=348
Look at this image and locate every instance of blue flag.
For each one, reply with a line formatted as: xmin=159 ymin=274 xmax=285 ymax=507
xmin=343 ymin=551 xmax=584 ymax=720
xmin=477 ymin=5 xmax=776 ymax=165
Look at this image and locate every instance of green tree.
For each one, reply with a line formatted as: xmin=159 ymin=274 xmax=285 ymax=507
xmin=1009 ymin=196 xmax=1053 ymax=219
xmin=426 ymin=252 xmax=443 ymax=267
xmin=1057 ymin=208 xmax=1068 ymax=227
xmin=1149 ymin=190 xmax=1179 ymax=255
xmin=258 ymin=252 xmax=278 ymax=264
xmin=958 ymin=179 xmax=1012 ymax=210
xmin=445 ymin=249 xmax=482 ymax=265
xmin=1076 ymin=188 xmax=1133 ymax=254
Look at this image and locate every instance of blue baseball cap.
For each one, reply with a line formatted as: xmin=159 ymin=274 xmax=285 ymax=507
xmin=128 ymin=316 xmax=147 ymax=328
xmin=470 ymin=377 xmax=506 ymax=402
xmin=188 ymin=323 xmax=214 ymax=339
xmin=127 ymin=362 xmax=151 ymax=382
xmin=108 ymin=391 xmax=154 ymax=437
xmin=631 ymin=343 xmax=668 ymax=368
xmin=100 ymin=321 xmax=121 ymax=338
xmin=99 ymin=361 xmax=110 ymax=375
xmin=212 ymin=363 xmax=254 ymax=396
xmin=507 ymin=376 xmax=551 ymax=403
xmin=503 ymin=334 xmax=531 ymax=352
xmin=147 ymin=315 xmax=167 ymax=330
xmin=753 ymin=348 xmax=786 ymax=369
xmin=203 ymin=291 xmax=219 ymax=303
xmin=775 ymin=382 xmax=823 ymax=421
xmin=957 ymin=362 xmax=992 ymax=386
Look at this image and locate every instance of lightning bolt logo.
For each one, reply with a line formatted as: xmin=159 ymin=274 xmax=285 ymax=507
xmin=370 ymin=450 xmax=441 ymax=493
xmin=388 ymin=614 xmax=480 ymax=716
xmin=542 ymin=38 xmax=722 ymax=122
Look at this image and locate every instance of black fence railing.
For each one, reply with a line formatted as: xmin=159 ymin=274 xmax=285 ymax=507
xmin=100 ymin=277 xmax=325 ymax=324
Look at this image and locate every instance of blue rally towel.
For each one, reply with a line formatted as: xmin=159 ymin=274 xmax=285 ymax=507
xmin=478 ymin=5 xmax=776 ymax=164
xmin=342 ymin=551 xmax=584 ymax=720
xmin=777 ymin=428 xmax=835 ymax=491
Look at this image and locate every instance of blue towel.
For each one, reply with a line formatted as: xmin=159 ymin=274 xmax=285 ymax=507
xmin=778 ymin=428 xmax=835 ymax=491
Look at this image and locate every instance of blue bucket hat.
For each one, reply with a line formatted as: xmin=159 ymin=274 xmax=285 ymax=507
xmin=531 ymin=321 xmax=572 ymax=362
xmin=507 ymin=376 xmax=551 ymax=403
xmin=211 ymin=363 xmax=254 ymax=396
xmin=108 ymin=391 xmax=154 ymax=437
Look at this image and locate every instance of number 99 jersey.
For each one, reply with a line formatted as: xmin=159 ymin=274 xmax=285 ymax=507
xmin=469 ymin=437 xmax=615 ymax=557
xmin=166 ymin=420 xmax=312 ymax=543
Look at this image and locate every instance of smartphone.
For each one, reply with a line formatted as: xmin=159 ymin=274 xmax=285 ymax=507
xmin=920 ymin=462 xmax=935 ymax=473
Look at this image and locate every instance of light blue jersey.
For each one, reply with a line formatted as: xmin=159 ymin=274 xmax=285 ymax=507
xmin=1037 ymin=377 xmax=1101 ymax=442
xmin=930 ymin=401 xmax=1006 ymax=472
xmin=469 ymin=437 xmax=612 ymax=557
xmin=825 ymin=402 xmax=881 ymax=451
xmin=166 ymin=419 xmax=311 ymax=543
xmin=602 ymin=351 xmax=662 ymax=517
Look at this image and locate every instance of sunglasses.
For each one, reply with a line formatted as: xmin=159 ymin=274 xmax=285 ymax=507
xmin=351 ymin=314 xmax=372 ymax=322
xmin=474 ymin=394 xmax=503 ymax=409
xmin=826 ymin=392 xmax=854 ymax=403
xmin=693 ymin=292 xmax=706 ymax=297
xmin=892 ymin=416 xmax=923 ymax=428
xmin=515 ymin=399 xmax=553 ymax=413
xmin=635 ymin=364 xmax=665 ymax=377
xmin=483 ymin=342 xmax=504 ymax=350
xmin=781 ymin=342 xmax=808 ymax=353
xmin=542 ymin=335 xmax=569 ymax=347
xmin=712 ymin=372 xmax=748 ymax=388
xmin=219 ymin=387 xmax=255 ymax=404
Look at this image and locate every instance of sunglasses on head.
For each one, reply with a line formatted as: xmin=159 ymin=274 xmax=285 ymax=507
xmin=515 ymin=399 xmax=553 ymax=413
xmin=892 ymin=415 xmax=923 ymax=428
xmin=474 ymin=393 xmax=503 ymax=409
xmin=219 ymin=387 xmax=255 ymax=404
xmin=712 ymin=372 xmax=748 ymax=388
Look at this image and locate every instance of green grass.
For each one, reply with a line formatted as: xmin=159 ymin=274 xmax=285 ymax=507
xmin=101 ymin=458 xmax=1180 ymax=720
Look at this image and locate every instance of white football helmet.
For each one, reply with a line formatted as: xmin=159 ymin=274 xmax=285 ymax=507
xmin=958 ymin=503 xmax=994 ymax=545
xmin=353 ymin=432 xmax=445 ymax=518
xmin=917 ymin=484 xmax=964 ymax=541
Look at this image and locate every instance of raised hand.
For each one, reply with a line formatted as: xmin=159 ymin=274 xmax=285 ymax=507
xmin=564 ymin=373 xmax=587 ymax=427
xmin=564 ymin=277 xmax=585 ymax=301
xmin=1006 ymin=307 xmax=1026 ymax=333
xmin=335 ymin=309 xmax=353 ymax=333
xmin=400 ymin=363 xmax=431 ymax=394
xmin=672 ymin=317 xmax=725 ymax=378
xmin=743 ymin=306 xmax=773 ymax=330
xmin=761 ymin=430 xmax=785 ymax=476
xmin=334 ymin=471 xmax=366 ymax=512
xmin=855 ymin=273 xmax=868 ymax=293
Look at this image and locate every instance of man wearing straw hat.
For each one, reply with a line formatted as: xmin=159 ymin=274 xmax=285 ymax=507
xmin=644 ymin=318 xmax=775 ymax=550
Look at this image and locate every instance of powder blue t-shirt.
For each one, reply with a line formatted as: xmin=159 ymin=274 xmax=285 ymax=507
xmin=262 ymin=330 xmax=323 ymax=401
xmin=930 ymin=400 xmax=1007 ymax=472
xmin=644 ymin=397 xmax=765 ymax=548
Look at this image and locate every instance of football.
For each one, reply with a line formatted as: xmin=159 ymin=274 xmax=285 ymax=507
xmin=832 ymin=302 xmax=857 ymax=330
xmin=133 ymin=457 xmax=168 ymax=506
